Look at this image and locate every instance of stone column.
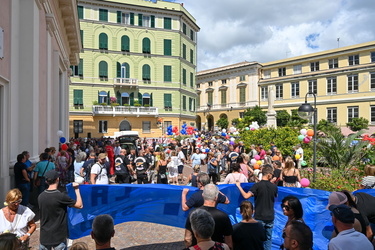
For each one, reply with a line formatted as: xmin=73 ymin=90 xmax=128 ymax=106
xmin=266 ymin=86 xmax=277 ymax=128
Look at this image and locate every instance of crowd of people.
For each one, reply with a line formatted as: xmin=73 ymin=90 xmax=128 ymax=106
xmin=4 ymin=133 xmax=375 ymax=249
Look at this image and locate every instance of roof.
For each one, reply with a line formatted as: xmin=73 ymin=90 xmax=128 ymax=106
xmin=197 ymin=61 xmax=260 ymax=76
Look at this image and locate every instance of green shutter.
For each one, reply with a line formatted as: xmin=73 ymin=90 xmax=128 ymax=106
xmin=124 ymin=63 xmax=130 ymax=78
xmin=130 ymin=13 xmax=134 ymax=25
xmin=164 ymin=17 xmax=171 ymax=29
xmin=73 ymin=89 xmax=83 ymax=105
xmin=150 ymin=15 xmax=155 ymax=28
xmin=138 ymin=92 xmax=143 ymax=105
xmin=189 ymin=97 xmax=192 ymax=111
xmin=183 ymin=23 xmax=186 ymax=34
xmin=164 ymin=39 xmax=171 ymax=56
xmin=190 ymin=72 xmax=193 ymax=87
xmin=116 ymin=91 xmax=121 ymax=105
xmin=197 ymin=95 xmax=200 ymax=107
xmin=99 ymin=33 xmax=108 ymax=49
xmin=164 ymin=94 xmax=172 ymax=108
xmin=183 ymin=44 xmax=186 ymax=59
xmin=142 ymin=38 xmax=150 ymax=53
xmin=164 ymin=65 xmax=171 ymax=82
xmin=183 ymin=69 xmax=186 ymax=85
xmin=80 ymin=30 xmax=83 ymax=48
xmin=142 ymin=64 xmax=150 ymax=80
xmin=190 ymin=30 xmax=194 ymax=41
xmin=150 ymin=93 xmax=153 ymax=107
xmin=221 ymin=90 xmax=227 ymax=104
xmin=77 ymin=6 xmax=83 ymax=19
xmin=78 ymin=59 xmax=83 ymax=76
xmin=107 ymin=91 xmax=110 ymax=105
xmin=121 ymin=35 xmax=130 ymax=52
xmin=138 ymin=14 xmax=143 ymax=26
xmin=99 ymin=61 xmax=108 ymax=77
xmin=117 ymin=11 xmax=122 ymax=23
xmin=116 ymin=62 xmax=121 ymax=78
xmin=190 ymin=49 xmax=193 ymax=63
xmin=98 ymin=90 xmax=100 ymax=103
xmin=240 ymin=88 xmax=246 ymax=103
xmin=183 ymin=96 xmax=186 ymax=110
xmin=130 ymin=92 xmax=134 ymax=105
xmin=193 ymin=99 xmax=195 ymax=111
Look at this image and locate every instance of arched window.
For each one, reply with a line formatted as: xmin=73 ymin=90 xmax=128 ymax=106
xmin=98 ymin=91 xmax=108 ymax=104
xmin=121 ymin=35 xmax=130 ymax=52
xmin=99 ymin=61 xmax=108 ymax=78
xmin=122 ymin=63 xmax=130 ymax=78
xmin=121 ymin=92 xmax=130 ymax=105
xmin=143 ymin=93 xmax=150 ymax=106
xmin=142 ymin=37 xmax=151 ymax=53
xmin=142 ymin=64 xmax=151 ymax=81
xmin=99 ymin=33 xmax=108 ymax=50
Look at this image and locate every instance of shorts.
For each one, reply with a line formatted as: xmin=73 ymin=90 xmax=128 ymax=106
xmin=178 ymin=165 xmax=184 ymax=174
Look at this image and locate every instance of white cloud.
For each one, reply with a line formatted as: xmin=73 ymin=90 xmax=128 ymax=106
xmin=176 ymin=0 xmax=375 ymax=70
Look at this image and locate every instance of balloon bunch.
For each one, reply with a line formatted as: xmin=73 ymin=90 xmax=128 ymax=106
xmin=166 ymin=125 xmax=177 ymax=136
xmin=298 ymin=129 xmax=314 ymax=144
xmin=57 ymin=130 xmax=68 ymax=150
xmin=244 ymin=121 xmax=260 ymax=131
xmin=166 ymin=124 xmax=196 ymax=136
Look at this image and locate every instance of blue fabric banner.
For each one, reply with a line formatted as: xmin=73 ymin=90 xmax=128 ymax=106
xmin=66 ymin=183 xmax=375 ymax=250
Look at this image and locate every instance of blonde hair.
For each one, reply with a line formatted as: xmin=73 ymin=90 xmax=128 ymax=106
xmin=240 ymin=200 xmax=254 ymax=221
xmin=160 ymin=152 xmax=166 ymax=161
xmin=5 ymin=189 xmax=22 ymax=204
xmin=70 ymin=242 xmax=89 ymax=250
xmin=284 ymin=157 xmax=295 ymax=170
xmin=193 ymin=165 xmax=201 ymax=173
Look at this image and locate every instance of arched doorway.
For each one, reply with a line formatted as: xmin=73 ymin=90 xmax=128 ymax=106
xmin=119 ymin=120 xmax=131 ymax=131
xmin=206 ymin=115 xmax=214 ymax=131
xmin=196 ymin=115 xmax=202 ymax=130
xmin=219 ymin=113 xmax=228 ymax=119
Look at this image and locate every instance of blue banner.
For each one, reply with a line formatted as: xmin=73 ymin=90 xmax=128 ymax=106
xmin=66 ymin=183 xmax=375 ymax=250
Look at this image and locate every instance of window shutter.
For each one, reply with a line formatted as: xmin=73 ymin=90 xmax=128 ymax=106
xmin=130 ymin=92 xmax=134 ymax=106
xmin=117 ymin=11 xmax=122 ymax=23
xmin=189 ymin=97 xmax=192 ymax=111
xmin=99 ymin=33 xmax=108 ymax=50
xmin=183 ymin=96 xmax=186 ymax=110
xmin=164 ymin=94 xmax=172 ymax=108
xmin=164 ymin=17 xmax=171 ymax=29
xmin=190 ymin=72 xmax=193 ymax=87
xmin=183 ymin=44 xmax=186 ymax=59
xmin=117 ymin=62 xmax=121 ymax=78
xmin=121 ymin=35 xmax=130 ymax=52
xmin=107 ymin=91 xmax=110 ymax=105
xmin=130 ymin=13 xmax=134 ymax=25
xmin=150 ymin=15 xmax=155 ymax=28
xmin=124 ymin=63 xmax=130 ymax=78
xmin=78 ymin=59 xmax=83 ymax=76
xmin=150 ymin=93 xmax=153 ymax=107
xmin=164 ymin=39 xmax=171 ymax=56
xmin=142 ymin=38 xmax=150 ymax=53
xmin=183 ymin=69 xmax=186 ymax=85
xmin=99 ymin=61 xmax=108 ymax=77
xmin=116 ymin=91 xmax=121 ymax=105
xmin=190 ymin=49 xmax=193 ymax=63
xmin=104 ymin=121 xmax=107 ymax=133
xmin=80 ymin=30 xmax=84 ymax=48
xmin=78 ymin=6 xmax=83 ymax=19
xmin=164 ymin=65 xmax=171 ymax=82
xmin=193 ymin=99 xmax=195 ymax=111
xmin=99 ymin=121 xmax=103 ymax=133
xmin=138 ymin=14 xmax=143 ymax=26
xmin=98 ymin=90 xmax=100 ymax=103
xmin=142 ymin=64 xmax=150 ymax=80
xmin=138 ymin=92 xmax=143 ymax=105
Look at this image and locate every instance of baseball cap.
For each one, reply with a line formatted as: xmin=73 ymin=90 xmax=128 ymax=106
xmin=98 ymin=153 xmax=107 ymax=160
xmin=329 ymin=204 xmax=355 ymax=224
xmin=361 ymin=176 xmax=375 ymax=189
xmin=45 ymin=170 xmax=59 ymax=180
xmin=326 ymin=191 xmax=348 ymax=209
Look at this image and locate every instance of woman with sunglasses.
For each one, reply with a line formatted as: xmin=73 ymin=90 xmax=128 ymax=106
xmin=0 ymin=189 xmax=36 ymax=249
xmin=281 ymin=196 xmax=304 ymax=229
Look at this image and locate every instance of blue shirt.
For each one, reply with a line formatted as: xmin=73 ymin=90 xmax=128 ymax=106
xmin=34 ymin=160 xmax=55 ymax=177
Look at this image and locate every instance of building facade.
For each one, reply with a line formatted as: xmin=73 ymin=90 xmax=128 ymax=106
xmin=70 ymin=0 xmax=199 ymax=138
xmin=0 ymin=0 xmax=80 ymax=201
xmin=259 ymin=41 xmax=375 ymax=129
xmin=196 ymin=61 xmax=261 ymax=131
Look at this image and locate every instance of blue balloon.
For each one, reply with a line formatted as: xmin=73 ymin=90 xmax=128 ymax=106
xmin=205 ymin=148 xmax=209 ymax=153
xmin=221 ymin=132 xmax=226 ymax=136
xmin=60 ymin=137 xmax=66 ymax=143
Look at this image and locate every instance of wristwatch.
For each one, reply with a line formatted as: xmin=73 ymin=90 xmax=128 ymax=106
xmin=26 ymin=233 xmax=31 ymax=237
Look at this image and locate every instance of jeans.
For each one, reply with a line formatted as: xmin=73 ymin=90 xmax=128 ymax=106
xmin=40 ymin=240 xmax=67 ymax=250
xmin=17 ymin=183 xmax=30 ymax=205
xmin=258 ymin=219 xmax=274 ymax=250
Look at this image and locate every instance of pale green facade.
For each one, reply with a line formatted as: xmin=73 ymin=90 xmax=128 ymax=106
xmin=70 ymin=0 xmax=199 ymax=138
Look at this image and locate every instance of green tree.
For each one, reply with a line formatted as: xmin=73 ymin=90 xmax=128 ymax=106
xmin=243 ymin=105 xmax=267 ymax=126
xmin=346 ymin=117 xmax=369 ymax=132
xmin=287 ymin=109 xmax=308 ymax=129
xmin=276 ymin=110 xmax=291 ymax=127
xmin=317 ymin=119 xmax=340 ymax=134
xmin=216 ymin=117 xmax=229 ymax=130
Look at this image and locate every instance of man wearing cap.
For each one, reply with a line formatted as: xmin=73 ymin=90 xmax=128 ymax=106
xmin=90 ymin=153 xmax=109 ymax=184
xmin=38 ymin=170 xmax=83 ymax=249
xmin=328 ymin=204 xmax=373 ymax=250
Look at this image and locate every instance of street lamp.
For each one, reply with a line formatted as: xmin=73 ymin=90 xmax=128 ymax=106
xmin=298 ymin=92 xmax=317 ymax=182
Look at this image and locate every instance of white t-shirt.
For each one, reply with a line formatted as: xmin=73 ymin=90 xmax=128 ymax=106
xmin=296 ymin=147 xmax=304 ymax=161
xmin=177 ymin=151 xmax=185 ymax=166
xmin=0 ymin=205 xmax=35 ymax=237
xmin=91 ymin=163 xmax=108 ymax=184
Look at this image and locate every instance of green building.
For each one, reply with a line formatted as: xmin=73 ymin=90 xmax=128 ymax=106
xmin=70 ymin=0 xmax=199 ymax=138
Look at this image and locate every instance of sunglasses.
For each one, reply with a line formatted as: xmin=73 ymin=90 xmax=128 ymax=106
xmin=281 ymin=204 xmax=290 ymax=211
xmin=282 ymin=232 xmax=289 ymax=239
xmin=10 ymin=199 xmax=22 ymax=205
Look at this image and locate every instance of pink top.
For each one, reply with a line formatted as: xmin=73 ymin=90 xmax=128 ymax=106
xmin=240 ymin=163 xmax=249 ymax=178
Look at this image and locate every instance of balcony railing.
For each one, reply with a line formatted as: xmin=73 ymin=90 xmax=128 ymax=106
xmin=113 ymin=78 xmax=138 ymax=87
xmin=92 ymin=105 xmax=158 ymax=116
xmin=197 ymin=102 xmax=251 ymax=111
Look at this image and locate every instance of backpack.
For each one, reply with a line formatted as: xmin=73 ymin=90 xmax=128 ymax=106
xmin=115 ymin=156 xmax=128 ymax=175
xmin=85 ymin=161 xmax=104 ymax=184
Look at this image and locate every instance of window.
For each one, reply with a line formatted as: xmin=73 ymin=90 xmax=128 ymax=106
xmin=150 ymin=15 xmax=155 ymax=28
xmin=276 ymin=84 xmax=283 ymax=99
xmin=138 ymin=14 xmax=143 ymax=26
xmin=371 ymin=52 xmax=375 ymax=63
xmin=278 ymin=67 xmax=286 ymax=77
xmin=190 ymin=30 xmax=194 ymax=41
xmin=293 ymin=65 xmax=302 ymax=74
xmin=130 ymin=13 xmax=134 ymax=25
xmin=142 ymin=38 xmax=151 ymax=54
xmin=190 ymin=72 xmax=194 ymax=88
xmin=327 ymin=108 xmax=337 ymax=123
xmin=327 ymin=77 xmax=337 ymax=94
xmin=164 ymin=39 xmax=172 ymax=56
xmin=118 ymin=12 xmax=130 ymax=24
xmin=164 ymin=17 xmax=172 ymax=29
xmin=329 ymin=58 xmax=338 ymax=69
xmin=308 ymin=79 xmax=317 ymax=94
xmin=190 ymin=49 xmax=194 ymax=64
xmin=221 ymin=90 xmax=227 ymax=105
xmin=371 ymin=72 xmax=375 ymax=89
xmin=196 ymin=84 xmax=200 ymax=89
xmin=117 ymin=11 xmax=121 ymax=23
xmin=98 ymin=91 xmax=108 ymax=104
xmin=348 ymin=106 xmax=359 ymax=122
xmin=239 ymin=112 xmax=244 ymax=118
xmin=348 ymin=74 xmax=358 ymax=92
xmin=197 ymin=94 xmax=200 ymax=107
xmin=263 ymin=70 xmax=271 ymax=79
xmin=163 ymin=121 xmax=172 ymax=134
xmin=310 ymin=61 xmax=319 ymax=71
xmin=371 ymin=106 xmax=375 ymax=124
xmin=348 ymin=55 xmax=359 ymax=65
xmin=291 ymin=82 xmax=300 ymax=98
xmin=99 ymin=121 xmax=108 ymax=133
xmin=142 ymin=15 xmax=150 ymax=27
xmin=164 ymin=93 xmax=172 ymax=109
xmin=221 ymin=79 xmax=227 ymax=85
xmin=239 ymin=87 xmax=246 ymax=103
xmin=98 ymin=61 xmax=108 ymax=79
xmin=208 ymin=81 xmax=213 ymax=87
xmin=73 ymin=120 xmax=83 ymax=134
xmin=183 ymin=95 xmax=187 ymax=110
xmin=142 ymin=121 xmax=151 ymax=133
xmin=120 ymin=63 xmax=130 ymax=78
xmin=183 ymin=23 xmax=187 ymax=35
xmin=142 ymin=64 xmax=151 ymax=81
xmin=142 ymin=93 xmax=151 ymax=106
xmin=77 ymin=6 xmax=83 ymax=19
xmin=80 ymin=30 xmax=83 ymax=48
xmin=182 ymin=69 xmax=187 ymax=85
xmin=121 ymin=92 xmax=129 ymax=105
xmin=121 ymin=35 xmax=130 ymax=52
xmin=164 ymin=66 xmax=172 ymax=82
xmin=99 ymin=33 xmax=108 ymax=50
xmin=240 ymin=75 xmax=246 ymax=81
xmin=73 ymin=89 xmax=83 ymax=107
xmin=99 ymin=9 xmax=108 ymax=22
xmin=261 ymin=86 xmax=268 ymax=100
xmin=71 ymin=59 xmax=83 ymax=77
xmin=189 ymin=97 xmax=193 ymax=111
xmin=182 ymin=44 xmax=186 ymax=59
xmin=207 ymin=92 xmax=213 ymax=105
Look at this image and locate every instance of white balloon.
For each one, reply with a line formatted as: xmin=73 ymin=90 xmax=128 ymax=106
xmin=230 ymin=137 xmax=235 ymax=141
xmin=222 ymin=128 xmax=227 ymax=133
xmin=57 ymin=130 xmax=64 ymax=137
xmin=300 ymin=129 xmax=307 ymax=135
xmin=200 ymin=154 xmax=207 ymax=160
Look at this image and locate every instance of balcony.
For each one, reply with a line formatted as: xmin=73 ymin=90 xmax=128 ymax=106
xmin=92 ymin=105 xmax=158 ymax=117
xmin=113 ymin=78 xmax=138 ymax=87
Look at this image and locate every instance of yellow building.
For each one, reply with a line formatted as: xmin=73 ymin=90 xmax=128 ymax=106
xmin=196 ymin=61 xmax=261 ymax=130
xmin=259 ymin=41 xmax=375 ymax=129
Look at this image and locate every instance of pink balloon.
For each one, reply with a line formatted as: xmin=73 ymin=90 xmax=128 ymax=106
xmin=254 ymin=155 xmax=260 ymax=161
xmin=303 ymin=137 xmax=311 ymax=144
xmin=300 ymin=178 xmax=310 ymax=187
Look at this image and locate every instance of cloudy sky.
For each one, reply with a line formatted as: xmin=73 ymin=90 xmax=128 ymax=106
xmin=172 ymin=0 xmax=375 ymax=71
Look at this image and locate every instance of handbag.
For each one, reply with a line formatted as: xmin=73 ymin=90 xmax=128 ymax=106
xmin=35 ymin=161 xmax=50 ymax=186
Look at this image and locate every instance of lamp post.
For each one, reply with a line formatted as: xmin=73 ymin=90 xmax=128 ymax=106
xmin=298 ymin=92 xmax=317 ymax=182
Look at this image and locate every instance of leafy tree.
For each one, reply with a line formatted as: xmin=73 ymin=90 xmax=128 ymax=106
xmin=287 ymin=109 xmax=308 ymax=129
xmin=317 ymin=119 xmax=340 ymax=134
xmin=276 ymin=110 xmax=291 ymax=127
xmin=216 ymin=117 xmax=229 ymax=130
xmin=243 ymin=105 xmax=267 ymax=126
xmin=346 ymin=117 xmax=369 ymax=132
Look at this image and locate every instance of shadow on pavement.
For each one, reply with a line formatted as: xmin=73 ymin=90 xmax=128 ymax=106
xmin=120 ymin=241 xmax=185 ymax=249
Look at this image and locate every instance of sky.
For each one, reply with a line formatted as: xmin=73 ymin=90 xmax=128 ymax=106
xmin=171 ymin=0 xmax=375 ymax=71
